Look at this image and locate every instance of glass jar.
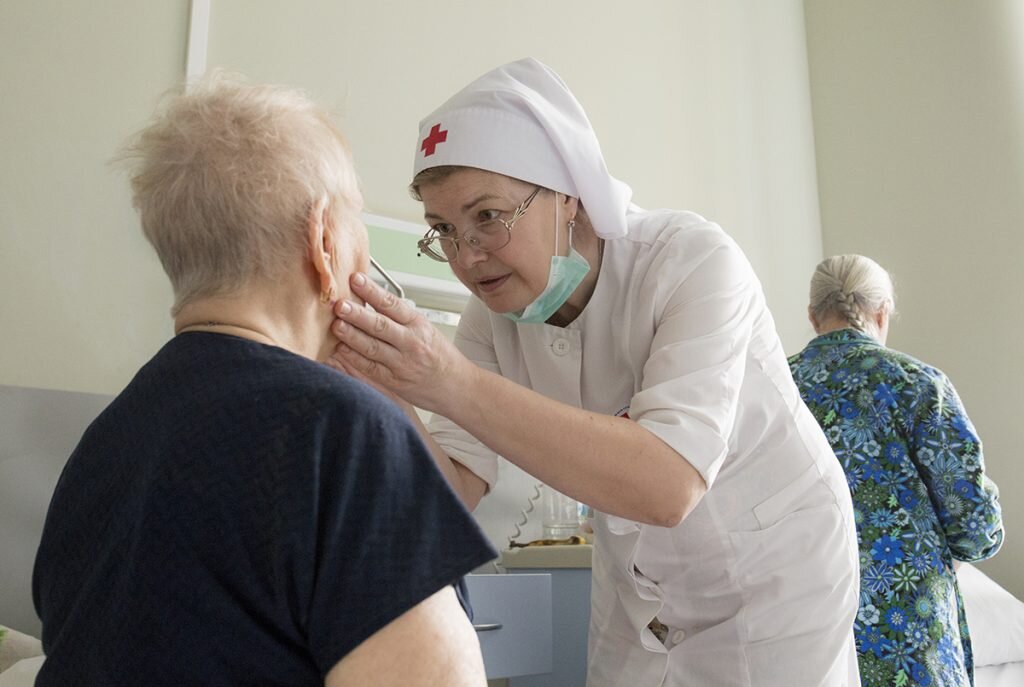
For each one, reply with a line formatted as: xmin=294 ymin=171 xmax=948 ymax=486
xmin=541 ymin=484 xmax=583 ymax=539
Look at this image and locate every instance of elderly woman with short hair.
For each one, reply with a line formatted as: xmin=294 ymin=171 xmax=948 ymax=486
xmin=32 ymin=74 xmax=494 ymax=687
xmin=789 ymin=254 xmax=1003 ymax=687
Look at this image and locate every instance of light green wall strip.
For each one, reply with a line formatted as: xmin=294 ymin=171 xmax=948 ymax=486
xmin=362 ymin=215 xmax=461 ymax=284
xmin=364 ymin=224 xmax=458 ymax=283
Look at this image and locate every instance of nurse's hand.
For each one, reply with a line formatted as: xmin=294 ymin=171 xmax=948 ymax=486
xmin=328 ymin=273 xmax=466 ymax=412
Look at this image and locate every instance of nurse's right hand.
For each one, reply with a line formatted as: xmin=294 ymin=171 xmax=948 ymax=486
xmin=328 ymin=272 xmax=471 ymax=415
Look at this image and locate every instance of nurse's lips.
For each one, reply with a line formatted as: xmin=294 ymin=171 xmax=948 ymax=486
xmin=475 ymin=274 xmax=510 ymax=293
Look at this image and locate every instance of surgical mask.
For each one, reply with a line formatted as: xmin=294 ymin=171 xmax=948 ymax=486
xmin=503 ymin=202 xmax=590 ymax=324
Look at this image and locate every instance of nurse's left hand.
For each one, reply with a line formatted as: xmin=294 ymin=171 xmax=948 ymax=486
xmin=327 ymin=272 xmax=465 ymax=412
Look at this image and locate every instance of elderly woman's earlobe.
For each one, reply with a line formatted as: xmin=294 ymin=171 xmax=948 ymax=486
xmin=873 ymin=307 xmax=891 ymax=345
xmin=307 ymin=196 xmax=340 ymax=304
xmin=807 ymin=306 xmax=821 ymax=334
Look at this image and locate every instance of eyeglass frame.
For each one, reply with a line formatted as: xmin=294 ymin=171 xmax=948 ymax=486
xmin=416 ymin=186 xmax=543 ymax=263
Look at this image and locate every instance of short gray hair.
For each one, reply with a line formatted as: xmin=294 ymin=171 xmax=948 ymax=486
xmin=809 ymin=254 xmax=896 ymax=331
xmin=409 ymin=165 xmax=464 ymax=201
xmin=118 ymin=71 xmax=362 ymax=315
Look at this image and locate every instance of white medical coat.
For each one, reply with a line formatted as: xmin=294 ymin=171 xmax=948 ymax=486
xmin=430 ymin=210 xmax=861 ymax=686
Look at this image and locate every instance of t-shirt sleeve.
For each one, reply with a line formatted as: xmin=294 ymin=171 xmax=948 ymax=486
xmin=629 ymin=223 xmax=760 ymax=490
xmin=428 ymin=297 xmax=501 ymax=490
xmin=305 ymin=390 xmax=497 ymax=675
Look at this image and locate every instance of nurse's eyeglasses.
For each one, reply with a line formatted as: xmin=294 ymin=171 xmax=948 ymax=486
xmin=417 ymin=186 xmax=542 ymax=263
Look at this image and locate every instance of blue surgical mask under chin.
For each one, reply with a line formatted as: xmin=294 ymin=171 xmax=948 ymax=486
xmin=504 ymin=236 xmax=591 ymax=325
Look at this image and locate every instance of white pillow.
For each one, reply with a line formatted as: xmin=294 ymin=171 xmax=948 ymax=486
xmin=0 ymin=656 xmax=45 ymax=687
xmin=0 ymin=627 xmax=42 ymax=674
xmin=958 ymin=562 xmax=1024 ymax=666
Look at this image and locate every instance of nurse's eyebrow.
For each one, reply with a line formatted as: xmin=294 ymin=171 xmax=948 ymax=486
xmin=423 ymin=193 xmax=505 ymax=222
xmin=461 ymin=193 xmax=503 ymax=212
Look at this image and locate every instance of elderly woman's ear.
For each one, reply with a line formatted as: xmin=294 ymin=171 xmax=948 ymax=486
xmin=807 ymin=306 xmax=821 ymax=334
xmin=307 ymin=195 xmax=339 ymax=304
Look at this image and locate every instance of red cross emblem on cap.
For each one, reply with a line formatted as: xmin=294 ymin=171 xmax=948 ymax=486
xmin=421 ymin=123 xmax=448 ymax=157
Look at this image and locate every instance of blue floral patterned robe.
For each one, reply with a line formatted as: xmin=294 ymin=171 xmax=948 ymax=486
xmin=789 ymin=329 xmax=1002 ymax=687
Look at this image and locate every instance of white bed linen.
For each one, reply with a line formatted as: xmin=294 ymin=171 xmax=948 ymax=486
xmin=976 ymin=661 xmax=1024 ymax=687
xmin=0 ymin=656 xmax=43 ymax=687
xmin=958 ymin=562 xmax=1024 ymax=687
xmin=959 ymin=563 xmax=1024 ymax=668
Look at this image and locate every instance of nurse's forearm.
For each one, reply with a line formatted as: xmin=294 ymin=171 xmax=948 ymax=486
xmin=434 ymin=361 xmax=707 ymax=527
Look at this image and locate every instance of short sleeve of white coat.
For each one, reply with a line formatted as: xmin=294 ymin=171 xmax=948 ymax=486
xmin=426 ymin=297 xmax=501 ymax=491
xmin=630 ymin=222 xmax=760 ymax=490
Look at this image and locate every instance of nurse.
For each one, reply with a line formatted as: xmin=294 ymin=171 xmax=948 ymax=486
xmin=330 ymin=58 xmax=861 ymax=686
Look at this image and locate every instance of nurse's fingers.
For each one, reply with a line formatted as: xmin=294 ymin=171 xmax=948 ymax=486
xmin=332 ymin=307 xmax=404 ymax=371
xmin=325 ymin=350 xmax=362 ymax=379
xmin=329 ymin=335 xmax=401 ymax=387
xmin=350 ymin=272 xmax=419 ymax=327
xmin=332 ymin=298 xmax=403 ymax=351
xmin=332 ymin=277 xmax=419 ymax=351
xmin=326 ymin=348 xmax=395 ymax=393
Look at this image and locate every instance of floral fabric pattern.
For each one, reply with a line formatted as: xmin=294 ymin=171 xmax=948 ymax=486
xmin=789 ymin=329 xmax=1002 ymax=687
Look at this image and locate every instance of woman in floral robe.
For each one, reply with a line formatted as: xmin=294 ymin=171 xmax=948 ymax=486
xmin=789 ymin=254 xmax=1003 ymax=687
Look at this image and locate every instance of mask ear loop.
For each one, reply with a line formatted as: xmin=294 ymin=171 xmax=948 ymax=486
xmin=552 ymin=191 xmax=561 ymax=257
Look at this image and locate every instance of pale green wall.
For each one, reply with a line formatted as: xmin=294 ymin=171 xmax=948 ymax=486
xmin=804 ymin=0 xmax=1024 ymax=597
xmin=0 ymin=1 xmax=188 ymax=393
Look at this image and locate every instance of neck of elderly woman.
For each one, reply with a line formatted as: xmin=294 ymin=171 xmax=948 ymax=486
xmin=174 ymin=272 xmax=337 ymax=362
xmin=812 ymin=309 xmax=888 ymax=345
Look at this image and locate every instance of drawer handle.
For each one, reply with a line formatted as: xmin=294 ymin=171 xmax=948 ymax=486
xmin=472 ymin=622 xmax=503 ymax=632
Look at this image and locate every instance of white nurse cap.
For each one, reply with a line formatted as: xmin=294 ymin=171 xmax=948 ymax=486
xmin=413 ymin=58 xmax=633 ymax=239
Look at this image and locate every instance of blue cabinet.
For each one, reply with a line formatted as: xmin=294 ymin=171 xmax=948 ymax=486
xmin=499 ymin=545 xmax=594 ymax=687
xmin=507 ymin=567 xmax=591 ymax=687
xmin=466 ymin=555 xmax=593 ymax=686
xmin=465 ymin=573 xmax=553 ymax=680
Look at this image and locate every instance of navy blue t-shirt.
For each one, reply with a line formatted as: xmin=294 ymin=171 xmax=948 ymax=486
xmin=33 ymin=332 xmax=496 ymax=685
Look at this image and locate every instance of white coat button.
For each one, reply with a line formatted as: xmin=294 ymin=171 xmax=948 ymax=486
xmin=552 ymin=338 xmax=571 ymax=356
xmin=672 ymin=630 xmax=686 ymax=644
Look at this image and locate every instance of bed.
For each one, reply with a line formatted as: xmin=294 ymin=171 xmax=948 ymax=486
xmin=960 ymin=562 xmax=1024 ymax=687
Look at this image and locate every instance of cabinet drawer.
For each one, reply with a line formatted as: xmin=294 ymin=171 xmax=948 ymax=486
xmin=465 ymin=573 xmax=552 ymax=680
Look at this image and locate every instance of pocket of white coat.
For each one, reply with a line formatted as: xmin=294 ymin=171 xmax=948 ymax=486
xmin=751 ymin=462 xmax=833 ymax=530
xmin=728 ymin=504 xmax=857 ymax=645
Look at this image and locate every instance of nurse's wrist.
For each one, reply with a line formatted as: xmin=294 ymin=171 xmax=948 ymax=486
xmin=429 ymin=356 xmax=486 ymax=421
